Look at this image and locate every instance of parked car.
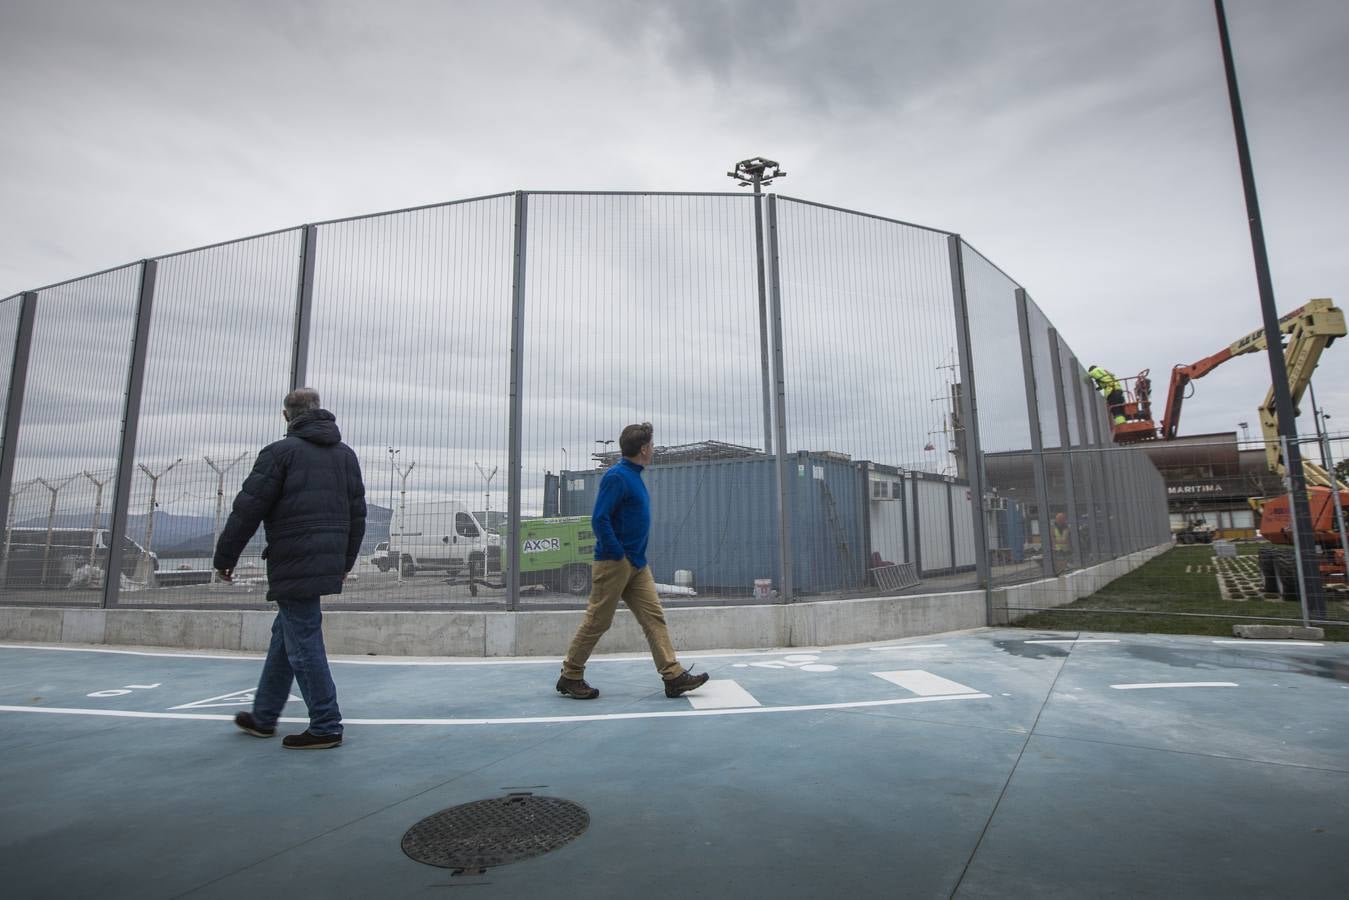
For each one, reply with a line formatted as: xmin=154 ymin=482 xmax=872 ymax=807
xmin=369 ymin=541 xmax=393 ymax=572
xmin=1 ymin=527 xmax=157 ymax=589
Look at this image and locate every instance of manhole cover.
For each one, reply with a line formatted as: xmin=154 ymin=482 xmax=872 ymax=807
xmin=401 ymin=794 xmax=589 ymax=870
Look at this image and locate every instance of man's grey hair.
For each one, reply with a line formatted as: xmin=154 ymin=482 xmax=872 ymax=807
xmin=283 ymin=387 xmax=321 ymax=420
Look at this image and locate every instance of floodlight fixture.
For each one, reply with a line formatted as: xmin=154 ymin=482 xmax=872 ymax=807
xmin=728 ymin=157 xmax=786 ymax=192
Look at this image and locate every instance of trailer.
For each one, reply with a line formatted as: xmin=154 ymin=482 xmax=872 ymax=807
xmin=512 ymin=516 xmax=595 ymax=594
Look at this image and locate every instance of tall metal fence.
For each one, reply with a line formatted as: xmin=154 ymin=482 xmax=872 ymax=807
xmin=0 ymin=191 xmax=1171 ymax=617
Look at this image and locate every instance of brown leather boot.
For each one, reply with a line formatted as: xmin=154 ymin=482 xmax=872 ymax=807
xmin=555 ymin=675 xmax=600 ymax=699
xmin=663 ymin=669 xmax=710 ymax=698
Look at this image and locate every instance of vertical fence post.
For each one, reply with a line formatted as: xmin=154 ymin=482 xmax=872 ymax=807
xmin=1084 ymin=380 xmax=1120 ymax=559
xmin=506 ymin=191 xmax=529 ymax=611
xmin=1015 ymin=289 xmax=1055 ymax=580
xmin=753 ymin=192 xmax=774 ymax=455
xmin=910 ymin=476 xmax=923 ymax=576
xmin=1101 ymin=403 xmax=1125 ymax=558
xmin=947 ymin=236 xmax=993 ymax=615
xmin=857 ymin=463 xmax=873 ymax=586
xmin=103 ymin=261 xmax=157 ymax=609
xmin=765 ymin=195 xmax=793 ymax=602
xmin=1049 ymin=330 xmax=1082 ymax=570
xmin=899 ymin=471 xmax=911 ymax=565
xmin=0 ymin=292 xmax=38 ymax=591
xmin=1069 ymin=356 xmax=1101 ymax=563
xmin=945 ymin=479 xmax=957 ymax=574
xmin=290 ymin=225 xmax=317 ymax=391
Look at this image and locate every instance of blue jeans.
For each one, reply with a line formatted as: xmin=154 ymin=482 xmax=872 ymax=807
xmin=253 ymin=597 xmax=342 ymax=735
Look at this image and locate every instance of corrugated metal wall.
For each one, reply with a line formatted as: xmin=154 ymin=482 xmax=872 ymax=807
xmin=561 ymin=453 xmax=873 ymax=595
xmin=558 ymin=453 xmax=980 ymax=594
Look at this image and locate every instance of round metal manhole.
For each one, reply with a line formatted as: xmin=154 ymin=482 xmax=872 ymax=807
xmin=401 ymin=794 xmax=589 ymax=870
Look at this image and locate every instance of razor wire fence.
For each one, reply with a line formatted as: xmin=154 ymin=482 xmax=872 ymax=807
xmin=0 ymin=191 xmax=1181 ymax=618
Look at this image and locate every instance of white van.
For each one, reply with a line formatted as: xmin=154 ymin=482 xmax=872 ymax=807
xmin=386 ymin=500 xmax=500 ymax=577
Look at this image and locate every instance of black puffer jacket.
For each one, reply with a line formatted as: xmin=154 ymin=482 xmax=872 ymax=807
xmin=213 ymin=409 xmax=367 ymax=602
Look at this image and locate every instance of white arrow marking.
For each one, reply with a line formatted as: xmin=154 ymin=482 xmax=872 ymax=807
xmin=871 ymin=670 xmax=981 ymax=696
xmin=685 ymin=679 xmax=761 ymax=710
xmin=169 ymin=689 xmax=301 ymax=710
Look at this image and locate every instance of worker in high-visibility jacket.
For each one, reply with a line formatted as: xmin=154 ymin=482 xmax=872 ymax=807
xmin=1051 ymin=512 xmax=1071 ymax=574
xmin=1088 ymin=364 xmax=1127 ymax=426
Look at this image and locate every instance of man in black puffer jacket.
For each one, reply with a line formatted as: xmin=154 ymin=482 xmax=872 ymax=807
xmin=215 ymin=387 xmax=366 ymax=750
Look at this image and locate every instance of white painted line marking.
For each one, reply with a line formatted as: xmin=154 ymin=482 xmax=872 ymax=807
xmin=871 ymin=670 xmax=980 ymax=696
xmin=685 ymin=679 xmax=761 ymax=710
xmin=0 ymin=693 xmax=990 ymax=726
xmin=868 ymin=644 xmax=947 ymax=651
xmin=1211 ymin=640 xmax=1324 ymax=648
xmin=1023 ymin=639 xmax=1120 ymax=645
xmin=1110 ymin=682 xmax=1239 ymax=690
xmin=0 ymin=643 xmax=805 ymax=667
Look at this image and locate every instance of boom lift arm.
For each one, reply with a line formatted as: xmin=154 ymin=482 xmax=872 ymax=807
xmin=1159 ymin=298 xmax=1346 ymax=482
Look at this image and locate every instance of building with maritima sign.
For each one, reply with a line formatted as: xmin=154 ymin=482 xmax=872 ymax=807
xmin=1140 ymin=432 xmax=1284 ymax=539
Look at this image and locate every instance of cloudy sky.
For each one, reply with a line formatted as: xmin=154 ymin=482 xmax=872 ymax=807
xmin=2 ymin=0 xmax=1347 ymax=453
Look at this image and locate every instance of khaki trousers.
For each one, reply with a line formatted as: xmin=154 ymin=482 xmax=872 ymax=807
xmin=562 ymin=559 xmax=682 ymax=680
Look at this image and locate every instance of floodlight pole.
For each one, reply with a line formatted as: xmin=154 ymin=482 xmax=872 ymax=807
xmin=595 ymin=439 xmax=614 ymax=466
xmin=81 ymin=471 xmax=110 ymax=565
xmin=394 ymin=460 xmax=415 ymax=584
xmin=204 ymin=452 xmax=248 ymax=559
xmin=137 ymin=459 xmax=181 ymax=556
xmin=35 ymin=474 xmax=77 ymax=585
xmin=729 ymin=156 xmax=786 ymax=457
xmin=475 ymin=462 xmax=498 ymax=515
xmin=1214 ymin=0 xmax=1325 ymax=618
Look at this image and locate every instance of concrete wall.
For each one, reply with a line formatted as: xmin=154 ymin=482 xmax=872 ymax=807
xmin=0 ymin=544 xmax=1168 ymax=656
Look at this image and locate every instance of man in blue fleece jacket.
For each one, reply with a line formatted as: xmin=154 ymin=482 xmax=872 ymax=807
xmin=556 ymin=422 xmax=709 ymax=700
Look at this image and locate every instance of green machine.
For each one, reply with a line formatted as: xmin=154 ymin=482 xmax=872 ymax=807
xmin=510 ymin=516 xmax=594 ymax=594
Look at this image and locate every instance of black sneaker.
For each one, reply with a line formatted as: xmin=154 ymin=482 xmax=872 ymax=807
xmin=555 ymin=675 xmax=599 ymax=699
xmin=234 ymin=711 xmax=275 ymax=738
xmin=282 ymin=730 xmax=343 ymax=750
xmin=663 ymin=669 xmax=710 ymax=698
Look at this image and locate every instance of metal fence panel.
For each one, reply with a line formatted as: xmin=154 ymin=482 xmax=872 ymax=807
xmin=305 ymin=198 xmax=516 ymax=607
xmin=0 ymin=190 xmax=1196 ymax=625
xmin=0 ymin=296 xmax=19 ymax=458
xmin=0 ymin=267 xmax=141 ymax=603
xmin=521 ymin=193 xmax=768 ymax=605
xmin=960 ymin=243 xmax=1044 ymax=586
xmin=117 ymin=231 xmax=304 ymax=607
xmin=775 ymin=200 xmax=973 ymax=597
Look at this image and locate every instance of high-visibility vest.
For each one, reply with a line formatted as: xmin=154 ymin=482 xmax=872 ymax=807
xmin=1088 ymin=366 xmax=1120 ymax=395
xmin=1051 ymin=523 xmax=1070 ymax=553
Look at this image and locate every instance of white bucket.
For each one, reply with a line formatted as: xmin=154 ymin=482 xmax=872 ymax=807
xmin=674 ymin=569 xmax=694 ymax=588
xmin=753 ymin=578 xmax=773 ymax=600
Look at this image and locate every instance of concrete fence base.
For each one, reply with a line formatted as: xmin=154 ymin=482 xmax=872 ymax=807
xmin=0 ymin=546 xmax=1168 ymax=656
xmin=992 ymin=543 xmax=1173 ymax=625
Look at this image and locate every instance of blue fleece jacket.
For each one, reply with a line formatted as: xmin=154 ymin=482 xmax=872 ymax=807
xmin=591 ymin=458 xmax=649 ymax=569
